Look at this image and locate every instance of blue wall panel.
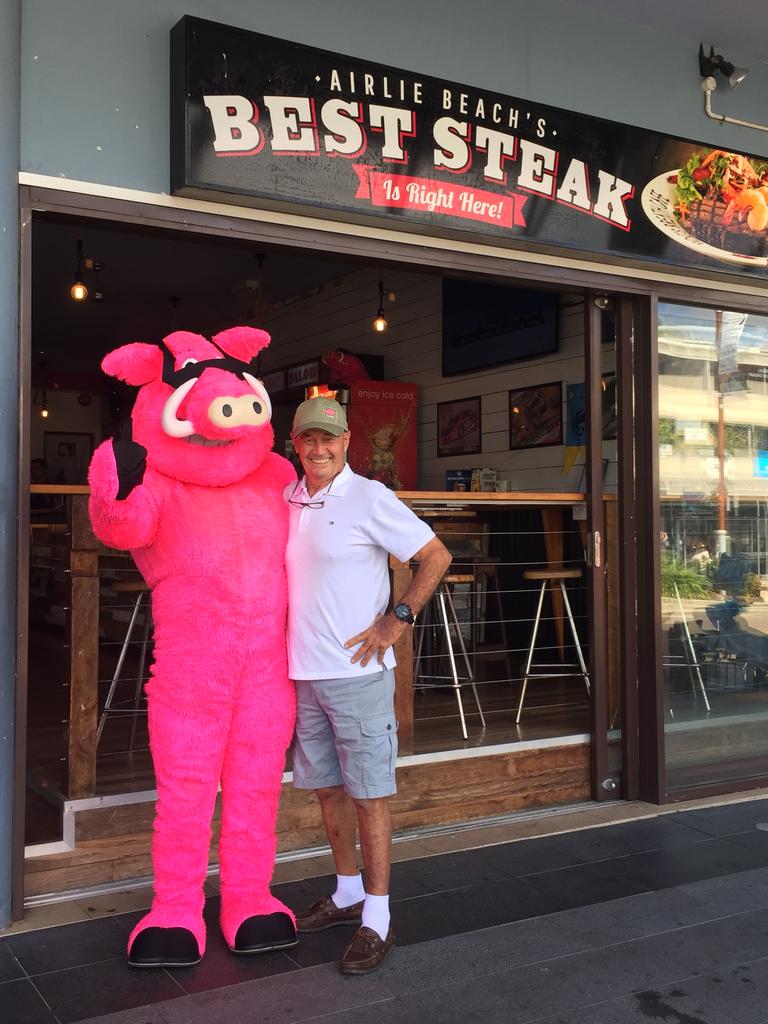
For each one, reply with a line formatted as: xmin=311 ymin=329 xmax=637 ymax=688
xmin=20 ymin=0 xmax=768 ymax=196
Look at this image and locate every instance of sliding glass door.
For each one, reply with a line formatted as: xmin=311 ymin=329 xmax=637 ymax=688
xmin=657 ymin=301 xmax=768 ymax=791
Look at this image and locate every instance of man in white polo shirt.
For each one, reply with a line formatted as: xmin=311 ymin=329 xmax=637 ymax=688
xmin=284 ymin=396 xmax=451 ymax=975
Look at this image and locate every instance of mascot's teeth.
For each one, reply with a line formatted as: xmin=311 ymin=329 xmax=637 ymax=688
xmin=186 ymin=435 xmax=232 ymax=447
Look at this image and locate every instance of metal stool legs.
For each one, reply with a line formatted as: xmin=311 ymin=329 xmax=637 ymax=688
xmin=516 ymin=577 xmax=591 ymax=724
xmin=673 ymin=581 xmax=710 ymax=711
xmin=436 ymin=584 xmax=486 ymax=739
xmin=97 ymin=590 xmax=151 ymax=749
xmin=414 ymin=579 xmax=486 ymax=740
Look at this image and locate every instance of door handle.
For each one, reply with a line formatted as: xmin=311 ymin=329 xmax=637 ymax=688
xmin=593 ymin=529 xmax=602 ymax=568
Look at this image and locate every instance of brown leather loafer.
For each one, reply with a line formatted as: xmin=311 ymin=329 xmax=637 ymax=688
xmin=339 ymin=925 xmax=394 ymax=975
xmin=295 ymin=895 xmax=364 ymax=933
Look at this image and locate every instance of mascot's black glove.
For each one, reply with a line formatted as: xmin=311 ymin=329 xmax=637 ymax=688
xmin=112 ymin=419 xmax=147 ymax=501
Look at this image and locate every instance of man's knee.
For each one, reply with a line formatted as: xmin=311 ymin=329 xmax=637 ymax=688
xmin=315 ymin=784 xmax=346 ymax=804
xmin=351 ymin=795 xmax=390 ymax=816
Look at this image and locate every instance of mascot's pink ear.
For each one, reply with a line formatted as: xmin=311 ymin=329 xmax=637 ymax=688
xmin=213 ymin=326 xmax=271 ymax=362
xmin=101 ymin=343 xmax=163 ymax=386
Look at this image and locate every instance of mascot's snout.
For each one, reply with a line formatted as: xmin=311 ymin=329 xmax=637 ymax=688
xmin=162 ymin=367 xmax=272 ymax=440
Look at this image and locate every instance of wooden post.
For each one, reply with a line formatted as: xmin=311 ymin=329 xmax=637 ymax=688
xmin=66 ymin=495 xmax=100 ymax=799
xmin=390 ymin=556 xmax=415 ymax=755
xmin=605 ymin=499 xmax=621 ymax=727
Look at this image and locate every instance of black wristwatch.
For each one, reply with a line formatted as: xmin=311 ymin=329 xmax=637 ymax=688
xmin=392 ymin=602 xmax=415 ymax=625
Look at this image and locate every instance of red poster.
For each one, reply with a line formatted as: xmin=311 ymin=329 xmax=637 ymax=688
xmin=346 ymin=382 xmax=419 ymax=491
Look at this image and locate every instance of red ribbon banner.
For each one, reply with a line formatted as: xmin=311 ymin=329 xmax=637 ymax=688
xmin=353 ymin=166 xmax=527 ymax=229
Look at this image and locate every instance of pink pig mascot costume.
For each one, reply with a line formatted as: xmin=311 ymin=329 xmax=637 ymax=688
xmin=88 ymin=326 xmax=297 ymax=967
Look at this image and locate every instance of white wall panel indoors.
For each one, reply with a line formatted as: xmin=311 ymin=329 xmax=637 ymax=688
xmin=260 ymin=266 xmax=617 ymax=492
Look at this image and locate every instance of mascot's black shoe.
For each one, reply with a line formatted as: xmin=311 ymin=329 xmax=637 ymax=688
xmin=229 ymin=912 xmax=298 ymax=954
xmin=128 ymin=927 xmax=202 ymax=968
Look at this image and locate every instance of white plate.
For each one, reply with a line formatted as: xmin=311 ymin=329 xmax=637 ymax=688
xmin=640 ymin=171 xmax=768 ymax=267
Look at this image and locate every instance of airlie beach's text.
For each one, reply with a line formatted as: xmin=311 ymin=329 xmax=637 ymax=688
xmin=203 ymin=94 xmax=635 ymax=231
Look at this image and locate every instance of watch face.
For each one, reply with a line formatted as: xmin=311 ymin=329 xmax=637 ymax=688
xmin=394 ymin=603 xmax=414 ymax=623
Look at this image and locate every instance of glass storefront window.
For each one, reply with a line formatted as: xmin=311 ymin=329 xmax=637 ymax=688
xmin=658 ymin=301 xmax=768 ymax=790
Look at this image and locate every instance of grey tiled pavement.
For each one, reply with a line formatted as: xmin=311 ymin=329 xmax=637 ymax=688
xmin=7 ymin=798 xmax=768 ymax=1023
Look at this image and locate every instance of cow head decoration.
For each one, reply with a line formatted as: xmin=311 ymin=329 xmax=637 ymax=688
xmin=102 ymin=327 xmax=276 ymax=486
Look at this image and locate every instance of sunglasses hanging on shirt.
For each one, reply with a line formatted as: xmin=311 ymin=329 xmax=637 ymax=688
xmin=288 ymin=470 xmax=342 ymax=509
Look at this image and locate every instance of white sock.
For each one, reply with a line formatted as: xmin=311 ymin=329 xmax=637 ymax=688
xmin=331 ymin=872 xmax=365 ymax=909
xmin=362 ymin=893 xmax=390 ymax=941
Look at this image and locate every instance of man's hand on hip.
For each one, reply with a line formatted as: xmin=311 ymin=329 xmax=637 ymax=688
xmin=344 ymin=614 xmax=408 ymax=668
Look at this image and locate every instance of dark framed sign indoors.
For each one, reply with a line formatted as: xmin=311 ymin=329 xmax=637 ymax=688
xmin=442 ymin=280 xmax=559 ymax=376
xmin=436 ymin=397 xmax=482 ymax=458
xmin=172 ymin=16 xmax=768 ymax=279
xmin=509 ymin=383 xmax=563 ymax=450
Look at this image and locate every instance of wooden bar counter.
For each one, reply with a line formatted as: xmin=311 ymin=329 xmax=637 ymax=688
xmin=29 ymin=486 xmax=617 ymax=793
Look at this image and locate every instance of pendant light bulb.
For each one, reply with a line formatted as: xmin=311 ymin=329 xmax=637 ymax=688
xmin=372 ymin=279 xmax=388 ymax=332
xmin=41 ymin=407 xmax=49 ymax=418
xmin=70 ymin=239 xmax=88 ymax=301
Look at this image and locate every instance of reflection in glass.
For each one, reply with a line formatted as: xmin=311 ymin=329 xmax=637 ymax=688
xmin=658 ymin=302 xmax=768 ymax=790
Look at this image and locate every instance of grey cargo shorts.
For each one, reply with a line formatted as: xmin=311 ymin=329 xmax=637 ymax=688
xmin=292 ymin=668 xmax=398 ymax=799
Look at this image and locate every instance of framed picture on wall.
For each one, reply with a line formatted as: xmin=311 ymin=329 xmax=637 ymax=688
xmin=437 ymin=396 xmax=482 ymax=457
xmin=601 ymin=373 xmax=618 ymax=440
xmin=565 ymin=382 xmax=586 ymax=447
xmin=565 ymin=377 xmax=617 ymax=443
xmin=43 ymin=431 xmax=94 ymax=484
xmin=509 ymin=382 xmax=562 ymax=450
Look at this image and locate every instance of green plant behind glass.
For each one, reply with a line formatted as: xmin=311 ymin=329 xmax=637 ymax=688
xmin=660 ymin=555 xmax=713 ymax=599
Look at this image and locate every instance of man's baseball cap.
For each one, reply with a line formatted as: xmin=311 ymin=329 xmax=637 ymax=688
xmin=291 ymin=396 xmax=348 ymax=437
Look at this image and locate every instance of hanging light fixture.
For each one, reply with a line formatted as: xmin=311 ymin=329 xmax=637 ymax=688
xmin=372 ymin=280 xmax=388 ymax=332
xmin=33 ymin=358 xmax=50 ymax=417
xmin=70 ymin=239 xmax=88 ymax=301
xmin=69 ymin=238 xmax=104 ymax=301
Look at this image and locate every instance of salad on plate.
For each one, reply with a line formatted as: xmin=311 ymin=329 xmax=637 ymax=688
xmin=670 ymin=149 xmax=768 ymax=257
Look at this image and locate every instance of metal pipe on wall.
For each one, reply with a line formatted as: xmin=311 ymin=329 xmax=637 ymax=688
xmin=0 ymin=0 xmax=21 ymax=930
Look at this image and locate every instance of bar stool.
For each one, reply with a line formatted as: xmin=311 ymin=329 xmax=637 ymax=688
xmin=662 ymin=581 xmax=710 ymax=711
xmin=469 ymin=559 xmax=514 ymax=681
xmin=413 ymin=573 xmax=486 ymax=740
xmin=516 ymin=568 xmax=590 ymax=723
xmin=97 ymin=580 xmax=152 ymax=750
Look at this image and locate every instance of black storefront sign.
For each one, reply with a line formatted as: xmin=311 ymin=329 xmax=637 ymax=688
xmin=171 ymin=16 xmax=768 ymax=279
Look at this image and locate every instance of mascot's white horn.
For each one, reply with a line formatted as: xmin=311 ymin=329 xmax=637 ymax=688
xmin=161 ymin=377 xmax=197 ymax=438
xmin=243 ymin=373 xmax=273 ymax=421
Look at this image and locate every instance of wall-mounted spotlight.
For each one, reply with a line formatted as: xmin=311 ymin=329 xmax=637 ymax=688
xmin=698 ymin=44 xmax=768 ymax=134
xmin=372 ymin=280 xmax=388 ymax=332
xmin=699 ymin=45 xmax=748 ymax=89
xmin=594 ymin=295 xmax=612 ymax=310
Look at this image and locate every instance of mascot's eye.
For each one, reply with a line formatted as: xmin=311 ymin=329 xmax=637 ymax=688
xmin=181 ymin=358 xmax=198 ymax=368
xmin=253 ymin=401 xmax=262 ymax=414
xmin=222 ymin=403 xmax=233 ymax=417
